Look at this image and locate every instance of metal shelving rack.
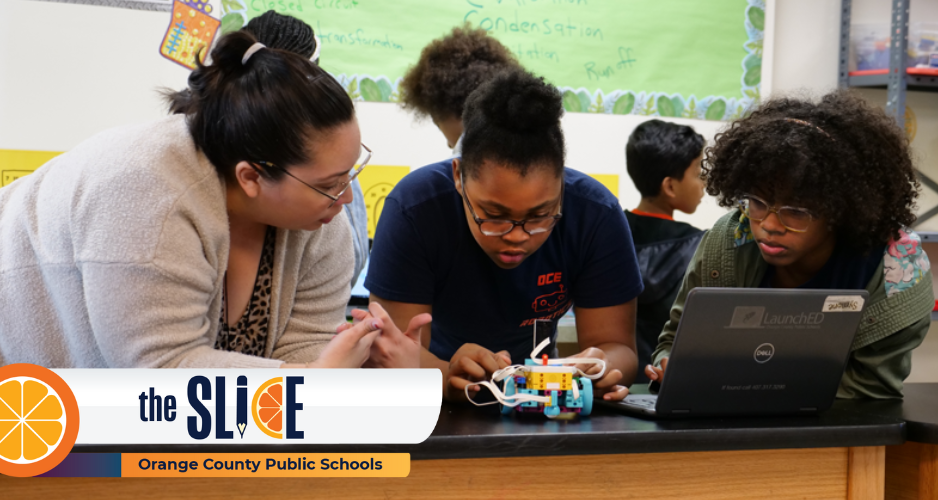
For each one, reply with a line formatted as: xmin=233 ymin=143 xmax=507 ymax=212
xmin=839 ymin=0 xmax=938 ymax=227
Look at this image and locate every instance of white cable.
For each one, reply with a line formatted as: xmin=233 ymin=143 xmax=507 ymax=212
xmin=465 ymin=334 xmax=607 ymax=408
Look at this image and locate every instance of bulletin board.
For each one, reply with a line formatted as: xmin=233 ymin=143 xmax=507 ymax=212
xmin=221 ymin=0 xmax=764 ymax=120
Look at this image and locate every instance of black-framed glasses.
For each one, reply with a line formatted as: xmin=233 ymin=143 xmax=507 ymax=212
xmin=254 ymin=143 xmax=371 ymax=208
xmin=460 ymin=181 xmax=563 ymax=237
xmin=739 ymin=194 xmax=817 ymax=233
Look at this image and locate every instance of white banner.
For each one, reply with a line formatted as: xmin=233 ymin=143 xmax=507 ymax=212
xmin=53 ymin=369 xmax=441 ymax=445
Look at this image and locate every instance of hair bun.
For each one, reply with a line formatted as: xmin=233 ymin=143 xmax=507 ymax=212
xmin=468 ymin=69 xmax=563 ymax=133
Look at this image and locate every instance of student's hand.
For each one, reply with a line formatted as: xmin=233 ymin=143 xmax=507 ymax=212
xmin=644 ymin=357 xmax=669 ymax=384
xmin=571 ymin=347 xmax=629 ymax=401
xmin=445 ymin=344 xmax=511 ymax=402
xmin=282 ymin=317 xmax=383 ymax=369
xmin=343 ymin=303 xmax=432 ymax=369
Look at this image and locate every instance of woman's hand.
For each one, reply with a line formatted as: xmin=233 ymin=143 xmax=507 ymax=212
xmin=571 ymin=347 xmax=629 ymax=401
xmin=341 ymin=303 xmax=431 ymax=369
xmin=282 ymin=317 xmax=382 ymax=369
xmin=644 ymin=357 xmax=669 ymax=384
xmin=445 ymin=343 xmax=511 ymax=402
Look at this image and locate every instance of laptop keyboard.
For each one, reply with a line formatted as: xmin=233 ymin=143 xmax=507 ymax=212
xmin=624 ymin=395 xmax=658 ymax=408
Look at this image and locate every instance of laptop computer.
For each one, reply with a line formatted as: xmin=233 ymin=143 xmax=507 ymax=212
xmin=603 ymin=287 xmax=869 ymax=418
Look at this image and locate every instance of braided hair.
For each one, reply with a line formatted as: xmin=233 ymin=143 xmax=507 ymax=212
xmin=165 ymin=11 xmax=319 ymax=114
xmin=243 ymin=11 xmax=318 ymax=60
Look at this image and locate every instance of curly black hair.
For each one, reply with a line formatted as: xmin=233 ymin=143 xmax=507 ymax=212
xmin=460 ymin=68 xmax=565 ymax=180
xmin=399 ymin=24 xmax=520 ymax=120
xmin=704 ymin=90 xmax=918 ymax=251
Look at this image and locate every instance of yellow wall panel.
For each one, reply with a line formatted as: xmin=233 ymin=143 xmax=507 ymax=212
xmin=587 ymin=174 xmax=619 ymax=198
xmin=0 ymin=149 xmax=63 ymax=187
xmin=358 ymin=165 xmax=411 ymax=239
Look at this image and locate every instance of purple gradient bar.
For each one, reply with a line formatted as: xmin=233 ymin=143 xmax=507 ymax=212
xmin=38 ymin=453 xmax=121 ymax=477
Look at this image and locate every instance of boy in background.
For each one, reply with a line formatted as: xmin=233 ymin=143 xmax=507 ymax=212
xmin=625 ymin=119 xmax=706 ymax=382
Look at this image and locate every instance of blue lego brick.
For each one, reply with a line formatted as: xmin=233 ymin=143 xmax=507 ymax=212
xmin=519 ymin=388 xmax=539 ymax=408
xmin=565 ymin=389 xmax=583 ymax=408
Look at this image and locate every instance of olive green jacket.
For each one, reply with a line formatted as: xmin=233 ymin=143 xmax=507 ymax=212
xmin=651 ymin=210 xmax=934 ymax=399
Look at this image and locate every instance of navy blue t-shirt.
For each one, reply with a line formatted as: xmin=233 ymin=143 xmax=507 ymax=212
xmin=365 ymin=160 xmax=643 ymax=364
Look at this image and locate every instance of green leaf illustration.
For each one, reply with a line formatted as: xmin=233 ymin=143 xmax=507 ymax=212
xmin=745 ymin=40 xmax=764 ymax=58
xmin=220 ymin=13 xmax=244 ymax=35
xmin=639 ymin=97 xmax=656 ymax=116
xmin=744 ymin=64 xmax=762 ymax=87
xmin=705 ymin=99 xmax=726 ymax=121
xmin=221 ymin=0 xmax=245 ymax=15
xmin=562 ymin=90 xmax=583 ymax=113
xmin=670 ymin=96 xmax=684 ymax=117
xmin=682 ymin=98 xmax=698 ymax=119
xmin=577 ymin=91 xmax=592 ymax=113
xmin=748 ymin=6 xmax=765 ymax=31
xmin=377 ymin=79 xmax=393 ymax=102
xmin=360 ymin=78 xmax=383 ymax=102
xmin=656 ymin=95 xmax=675 ymax=117
xmin=612 ymin=93 xmax=635 ymax=115
xmin=348 ymin=78 xmax=358 ymax=93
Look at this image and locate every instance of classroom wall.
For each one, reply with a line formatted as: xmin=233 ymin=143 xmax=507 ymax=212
xmin=2 ymin=0 xmax=938 ymax=381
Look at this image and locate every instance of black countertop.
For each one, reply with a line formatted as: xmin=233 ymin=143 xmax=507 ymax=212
xmin=76 ymin=390 xmax=907 ymax=460
xmin=850 ymin=383 xmax=938 ymax=444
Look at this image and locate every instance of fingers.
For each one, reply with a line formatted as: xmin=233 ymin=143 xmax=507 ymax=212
xmin=602 ymin=385 xmax=629 ymax=401
xmin=644 ymin=364 xmax=665 ymax=382
xmin=474 ymin=349 xmax=506 ymax=376
xmin=452 ymin=356 xmax=487 ymax=380
xmin=594 ymin=369 xmax=623 ymax=390
xmin=449 ymin=376 xmax=481 ymax=393
xmin=336 ymin=322 xmax=353 ymax=333
xmin=495 ymin=350 xmax=511 ymax=365
xmin=337 ymin=316 xmax=383 ymax=343
xmin=404 ymin=313 xmax=433 ymax=343
xmin=349 ymin=308 xmax=373 ymax=323
xmin=661 ymin=357 xmax=669 ymax=372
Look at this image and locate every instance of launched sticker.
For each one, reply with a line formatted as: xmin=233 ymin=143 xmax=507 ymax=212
xmin=822 ymin=295 xmax=865 ymax=312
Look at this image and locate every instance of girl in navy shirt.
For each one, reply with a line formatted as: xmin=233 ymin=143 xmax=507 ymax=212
xmin=365 ymin=69 xmax=643 ymax=401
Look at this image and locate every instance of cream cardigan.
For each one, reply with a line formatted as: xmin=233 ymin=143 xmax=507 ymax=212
xmin=0 ymin=115 xmax=353 ymax=368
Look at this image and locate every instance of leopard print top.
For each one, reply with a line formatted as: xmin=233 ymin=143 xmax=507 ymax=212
xmin=216 ymin=226 xmax=275 ymax=356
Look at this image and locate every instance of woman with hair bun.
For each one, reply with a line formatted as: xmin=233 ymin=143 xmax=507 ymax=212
xmin=366 ymin=68 xmax=643 ymax=401
xmin=0 ymin=30 xmax=429 ymax=369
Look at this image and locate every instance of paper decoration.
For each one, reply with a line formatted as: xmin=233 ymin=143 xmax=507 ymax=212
xmin=357 ymin=166 xmax=411 ymax=239
xmin=160 ymin=0 xmax=220 ymax=70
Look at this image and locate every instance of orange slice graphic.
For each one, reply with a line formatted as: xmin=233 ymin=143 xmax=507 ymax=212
xmin=252 ymin=377 xmax=284 ymax=439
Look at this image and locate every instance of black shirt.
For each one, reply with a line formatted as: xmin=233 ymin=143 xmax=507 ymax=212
xmin=625 ymin=211 xmax=703 ymax=382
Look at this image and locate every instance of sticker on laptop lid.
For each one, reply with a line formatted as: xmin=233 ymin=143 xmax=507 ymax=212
xmin=822 ymin=295 xmax=865 ymax=312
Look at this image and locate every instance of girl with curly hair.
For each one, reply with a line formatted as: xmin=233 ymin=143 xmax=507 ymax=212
xmin=646 ymin=90 xmax=934 ymax=398
xmin=366 ymin=68 xmax=643 ymax=402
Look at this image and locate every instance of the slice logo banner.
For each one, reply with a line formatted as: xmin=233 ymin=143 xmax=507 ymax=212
xmin=2 ymin=367 xmax=440 ymax=452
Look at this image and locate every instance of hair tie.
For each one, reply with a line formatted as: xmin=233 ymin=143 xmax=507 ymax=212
xmin=242 ymin=42 xmax=266 ymax=65
xmin=782 ymin=118 xmax=833 ymax=140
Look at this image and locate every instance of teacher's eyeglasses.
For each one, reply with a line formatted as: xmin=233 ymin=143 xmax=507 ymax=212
xmin=253 ymin=143 xmax=371 ymax=208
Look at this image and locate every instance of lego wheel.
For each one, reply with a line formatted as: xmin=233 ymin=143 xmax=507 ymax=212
xmin=500 ymin=377 xmax=516 ymax=415
xmin=580 ymin=378 xmax=593 ymax=416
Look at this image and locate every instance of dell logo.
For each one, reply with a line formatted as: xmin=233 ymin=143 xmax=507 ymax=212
xmin=753 ymin=343 xmax=775 ymax=363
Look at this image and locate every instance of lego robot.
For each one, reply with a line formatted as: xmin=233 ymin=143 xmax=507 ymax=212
xmin=466 ymin=321 xmax=603 ymax=418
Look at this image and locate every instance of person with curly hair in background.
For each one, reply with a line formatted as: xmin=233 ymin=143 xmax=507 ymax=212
xmin=646 ymin=90 xmax=934 ymax=398
xmin=399 ymin=24 xmax=521 ymax=154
